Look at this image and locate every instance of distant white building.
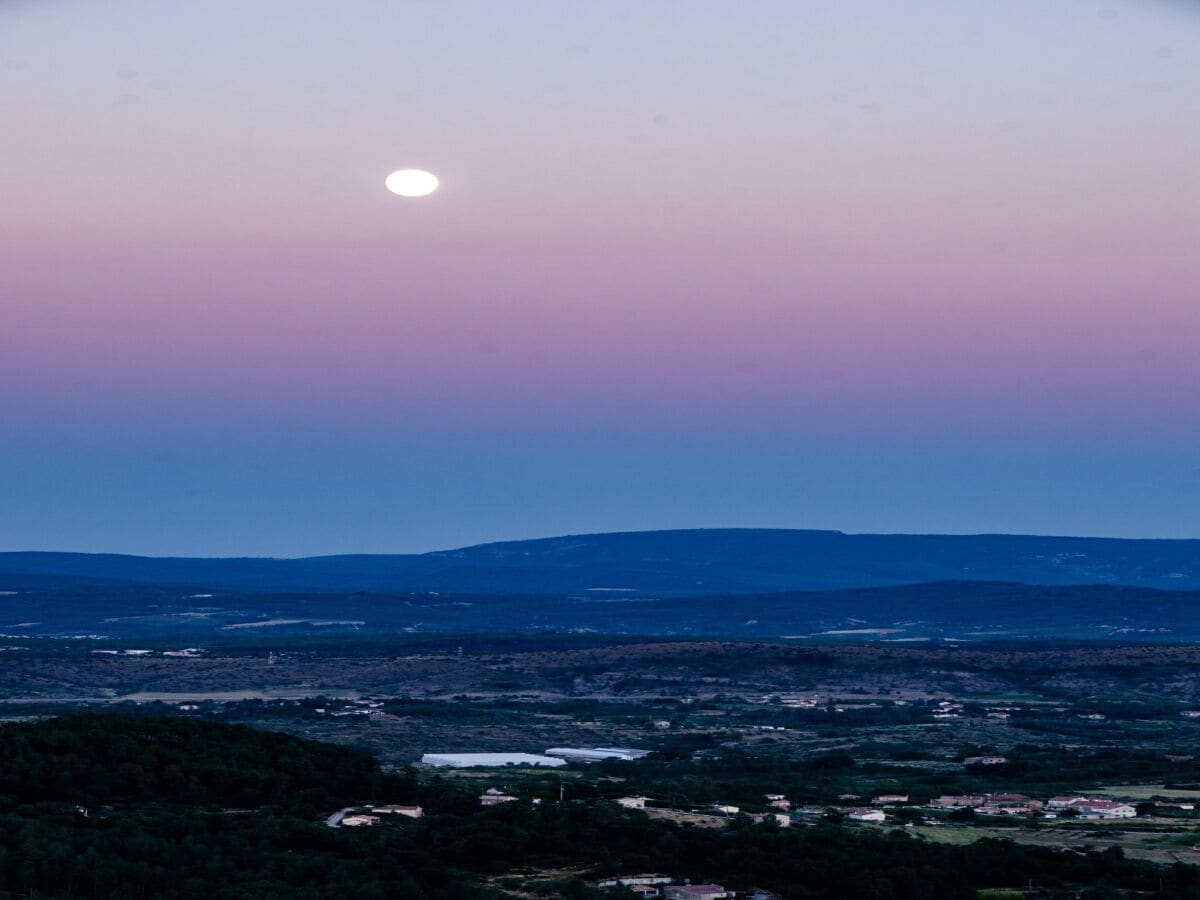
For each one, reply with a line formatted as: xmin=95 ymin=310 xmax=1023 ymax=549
xmin=545 ymin=747 xmax=651 ymax=762
xmin=845 ymin=808 xmax=886 ymax=822
xmin=341 ymin=814 xmax=380 ymax=827
xmin=480 ymin=788 xmax=518 ymax=806
xmin=1047 ymin=796 xmax=1136 ymax=818
xmin=711 ymin=804 xmax=740 ymax=815
xmin=1068 ymin=799 xmax=1136 ymax=819
xmin=617 ymin=796 xmax=649 ymax=809
xmin=421 ymin=752 xmax=566 ymax=768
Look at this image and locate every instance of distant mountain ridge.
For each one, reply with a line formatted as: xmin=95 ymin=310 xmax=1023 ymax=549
xmin=2 ymin=528 xmax=1198 ymax=593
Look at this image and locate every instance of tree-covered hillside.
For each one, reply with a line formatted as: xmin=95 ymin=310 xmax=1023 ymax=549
xmin=0 ymin=714 xmax=1198 ymax=899
xmin=0 ymin=713 xmax=411 ymax=812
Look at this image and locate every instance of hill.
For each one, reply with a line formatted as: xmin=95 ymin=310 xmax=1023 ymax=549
xmin=1 ymin=528 xmax=1198 ymax=594
xmin=0 ymin=712 xmax=406 ymax=811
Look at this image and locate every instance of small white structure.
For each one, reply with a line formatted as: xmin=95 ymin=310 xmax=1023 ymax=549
xmin=964 ymin=755 xmax=1008 ymax=766
xmin=1047 ymin=796 xmax=1136 ymax=818
xmin=845 ymin=808 xmax=886 ymax=822
xmin=341 ymin=814 xmax=381 ymax=827
xmin=872 ymin=794 xmax=908 ymax=805
xmin=617 ymin=796 xmax=649 ymax=809
xmin=480 ymin=788 xmax=518 ymax=806
xmin=1070 ymin=799 xmax=1137 ymax=819
xmin=421 ymin=752 xmax=566 ymax=768
xmin=712 ymin=804 xmax=740 ymax=815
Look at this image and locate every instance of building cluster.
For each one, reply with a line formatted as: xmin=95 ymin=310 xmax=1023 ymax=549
xmin=923 ymin=793 xmax=1138 ymax=819
xmin=1047 ymin=796 xmax=1137 ymax=819
xmin=597 ymin=875 xmax=732 ymax=898
xmin=931 ymin=793 xmax=1042 ymax=816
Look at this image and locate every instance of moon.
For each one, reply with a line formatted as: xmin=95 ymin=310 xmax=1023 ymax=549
xmin=385 ymin=169 xmax=439 ymax=198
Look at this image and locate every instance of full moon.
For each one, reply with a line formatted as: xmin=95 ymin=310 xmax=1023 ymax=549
xmin=385 ymin=169 xmax=439 ymax=197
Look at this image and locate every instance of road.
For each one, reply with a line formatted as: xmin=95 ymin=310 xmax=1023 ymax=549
xmin=325 ymin=807 xmax=357 ymax=828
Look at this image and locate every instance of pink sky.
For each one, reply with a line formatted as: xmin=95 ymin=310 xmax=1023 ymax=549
xmin=1 ymin=0 xmax=1198 ymax=552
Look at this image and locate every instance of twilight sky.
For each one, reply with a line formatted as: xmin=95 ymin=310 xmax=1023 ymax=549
xmin=2 ymin=0 xmax=1198 ymax=555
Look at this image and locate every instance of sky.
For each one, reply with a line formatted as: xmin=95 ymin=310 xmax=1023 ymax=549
xmin=1 ymin=0 xmax=1198 ymax=555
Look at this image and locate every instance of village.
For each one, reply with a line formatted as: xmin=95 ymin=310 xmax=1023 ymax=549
xmin=321 ymin=768 xmax=1199 ymax=898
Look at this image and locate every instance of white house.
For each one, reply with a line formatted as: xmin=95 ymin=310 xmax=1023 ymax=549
xmin=1070 ymin=799 xmax=1137 ymax=819
xmin=1048 ymin=797 xmax=1136 ymax=818
xmin=480 ymin=788 xmax=518 ymax=806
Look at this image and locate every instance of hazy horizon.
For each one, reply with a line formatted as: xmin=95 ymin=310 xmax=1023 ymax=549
xmin=5 ymin=523 xmax=1200 ymax=560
